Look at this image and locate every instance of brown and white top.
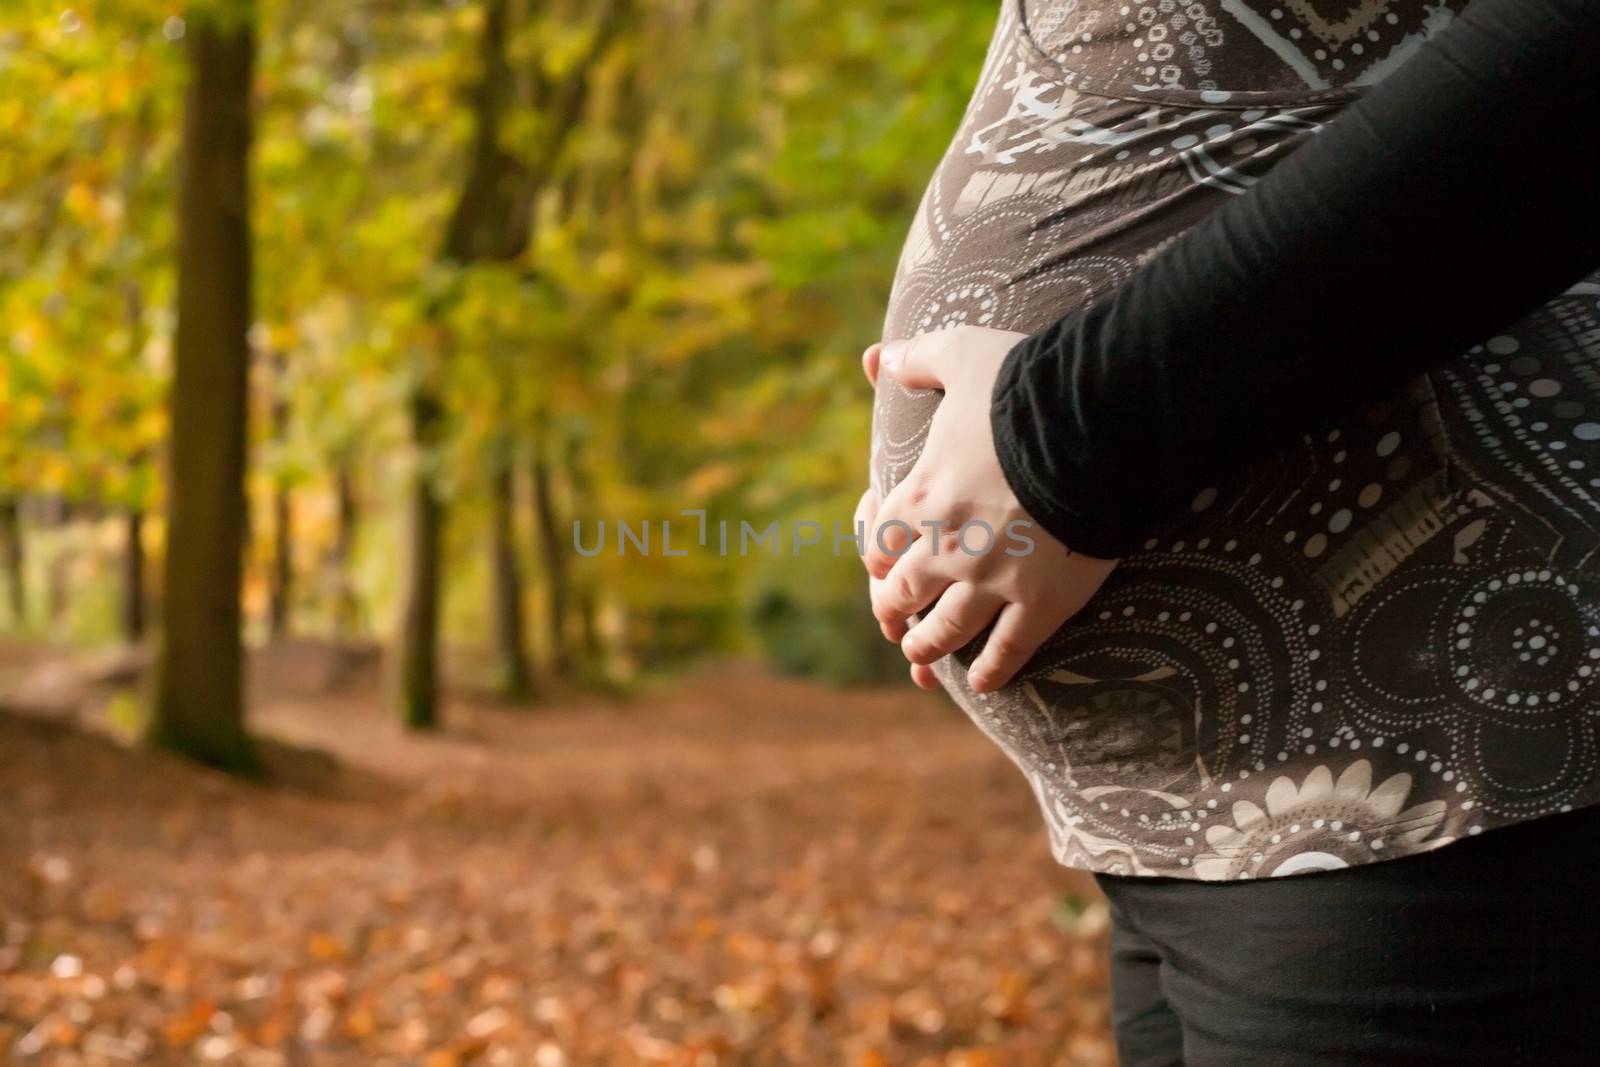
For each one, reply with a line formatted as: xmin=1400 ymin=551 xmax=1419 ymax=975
xmin=871 ymin=0 xmax=1600 ymax=879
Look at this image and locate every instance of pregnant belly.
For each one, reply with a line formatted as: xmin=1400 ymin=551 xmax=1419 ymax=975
xmin=864 ymin=91 xmax=1494 ymax=876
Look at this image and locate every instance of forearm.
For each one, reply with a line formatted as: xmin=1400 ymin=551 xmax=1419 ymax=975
xmin=991 ymin=0 xmax=1600 ymax=560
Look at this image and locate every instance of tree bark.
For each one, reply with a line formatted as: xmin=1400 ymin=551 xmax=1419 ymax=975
xmin=530 ymin=438 xmax=572 ymax=674
xmin=392 ymin=0 xmax=630 ymax=724
xmin=391 ymin=0 xmax=515 ymax=730
xmin=566 ymin=432 xmax=614 ymax=681
xmin=121 ymin=510 xmax=145 ymax=644
xmin=146 ymin=9 xmax=257 ymax=772
xmin=397 ymin=389 xmax=443 ymax=729
xmin=489 ymin=444 xmax=533 ymax=701
xmin=121 ymin=212 xmax=151 ymax=649
xmin=0 ymin=497 xmax=23 ymax=626
xmin=267 ymin=348 xmax=292 ymax=638
xmin=269 ymin=483 xmax=291 ymax=637
xmin=330 ymin=455 xmax=360 ymax=636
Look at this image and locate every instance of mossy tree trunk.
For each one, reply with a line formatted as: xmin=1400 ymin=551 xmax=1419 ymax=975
xmin=146 ymin=8 xmax=257 ymax=772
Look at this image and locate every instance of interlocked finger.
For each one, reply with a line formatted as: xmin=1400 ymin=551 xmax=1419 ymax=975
xmin=901 ymin=583 xmax=1006 ymax=666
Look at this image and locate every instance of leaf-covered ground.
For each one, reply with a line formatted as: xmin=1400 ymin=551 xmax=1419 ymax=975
xmin=0 ymin=643 xmax=1113 ymax=1066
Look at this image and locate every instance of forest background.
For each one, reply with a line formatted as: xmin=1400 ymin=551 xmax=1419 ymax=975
xmin=1 ymin=0 xmax=1002 ymax=742
xmin=0 ymin=3 xmax=1116 ymax=1064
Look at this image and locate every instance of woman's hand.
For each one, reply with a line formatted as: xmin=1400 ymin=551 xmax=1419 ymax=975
xmin=860 ymin=326 xmax=1118 ymax=692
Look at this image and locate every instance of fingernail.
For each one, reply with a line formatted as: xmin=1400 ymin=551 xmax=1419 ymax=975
xmin=970 ymin=670 xmax=994 ymax=692
xmin=901 ymin=638 xmax=921 ymax=660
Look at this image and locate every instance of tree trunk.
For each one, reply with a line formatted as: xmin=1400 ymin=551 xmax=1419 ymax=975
xmin=267 ymin=348 xmax=292 ymax=638
xmin=530 ymin=438 xmax=572 ymax=675
xmin=147 ymin=10 xmax=257 ymax=772
xmin=121 ymin=510 xmax=145 ymax=644
xmin=566 ymin=432 xmax=615 ymax=682
xmin=0 ymin=498 xmax=23 ymax=626
xmin=390 ymin=0 xmax=627 ymax=723
xmin=330 ymin=455 xmax=360 ymax=636
xmin=269 ymin=484 xmax=291 ymax=637
xmin=390 ymin=0 xmax=515 ymax=731
xmin=489 ymin=445 xmax=534 ymax=701
xmin=121 ymin=276 xmax=150 ymax=647
xmin=397 ymin=389 xmax=443 ymax=729
xmin=0 ymin=498 xmax=22 ymax=626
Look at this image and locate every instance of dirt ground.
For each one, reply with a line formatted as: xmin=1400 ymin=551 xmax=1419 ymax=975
xmin=0 ymin=640 xmax=1113 ymax=1067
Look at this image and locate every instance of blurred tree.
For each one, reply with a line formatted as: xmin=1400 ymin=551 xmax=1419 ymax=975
xmin=121 ymin=502 xmax=146 ymax=643
xmin=394 ymin=0 xmax=520 ymax=728
xmin=398 ymin=0 xmax=631 ymax=724
xmin=146 ymin=2 xmax=258 ymax=770
xmin=329 ymin=451 xmax=362 ymax=637
xmin=529 ymin=434 xmax=572 ymax=671
xmin=0 ymin=498 xmax=23 ymax=626
xmin=265 ymin=344 xmax=293 ymax=637
xmin=487 ymin=436 xmax=532 ymax=699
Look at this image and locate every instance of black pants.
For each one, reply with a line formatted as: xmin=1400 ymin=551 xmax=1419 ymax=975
xmin=1095 ymin=807 xmax=1600 ymax=1066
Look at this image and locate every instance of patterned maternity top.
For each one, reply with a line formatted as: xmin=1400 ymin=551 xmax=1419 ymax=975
xmin=870 ymin=0 xmax=1600 ymax=879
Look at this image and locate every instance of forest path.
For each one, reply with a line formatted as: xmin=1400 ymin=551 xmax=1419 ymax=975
xmin=0 ymin=642 xmax=1112 ymax=1067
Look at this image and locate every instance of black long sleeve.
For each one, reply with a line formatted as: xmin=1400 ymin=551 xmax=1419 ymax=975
xmin=990 ymin=0 xmax=1600 ymax=561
